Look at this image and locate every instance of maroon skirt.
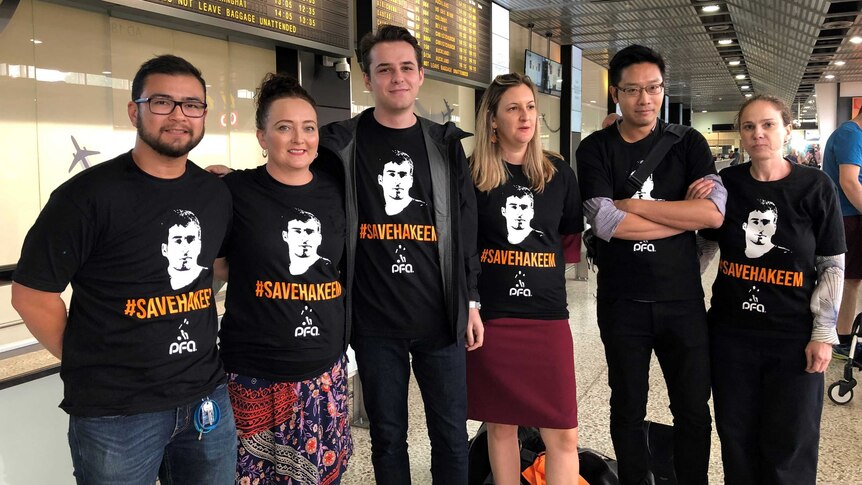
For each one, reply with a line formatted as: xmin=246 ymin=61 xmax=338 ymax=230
xmin=467 ymin=318 xmax=578 ymax=429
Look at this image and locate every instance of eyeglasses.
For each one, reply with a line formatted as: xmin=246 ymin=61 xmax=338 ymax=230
xmin=134 ymin=96 xmax=207 ymax=118
xmin=615 ymin=83 xmax=664 ymax=97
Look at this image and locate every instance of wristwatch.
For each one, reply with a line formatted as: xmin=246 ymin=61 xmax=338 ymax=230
xmin=468 ymin=300 xmax=481 ymax=310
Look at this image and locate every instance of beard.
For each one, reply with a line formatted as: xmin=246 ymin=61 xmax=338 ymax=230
xmin=137 ymin=113 xmax=204 ymax=158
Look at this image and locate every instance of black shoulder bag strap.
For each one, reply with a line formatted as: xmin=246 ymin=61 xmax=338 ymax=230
xmin=623 ymin=123 xmax=691 ymax=197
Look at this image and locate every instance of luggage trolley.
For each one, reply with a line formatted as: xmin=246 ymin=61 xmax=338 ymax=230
xmin=828 ymin=313 xmax=862 ymax=405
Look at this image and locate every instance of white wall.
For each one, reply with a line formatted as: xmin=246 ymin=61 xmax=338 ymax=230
xmin=0 ymin=374 xmax=73 ymax=485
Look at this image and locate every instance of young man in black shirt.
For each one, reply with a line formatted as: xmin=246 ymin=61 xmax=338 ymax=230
xmin=576 ymin=45 xmax=726 ymax=485
xmin=319 ymin=25 xmax=481 ymax=485
xmin=11 ymin=55 xmax=236 ymax=484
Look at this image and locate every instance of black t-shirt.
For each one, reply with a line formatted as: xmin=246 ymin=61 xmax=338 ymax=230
xmin=354 ymin=114 xmax=447 ymax=338
xmin=476 ymin=157 xmax=583 ymax=320
xmin=13 ymin=152 xmax=231 ymax=417
xmin=219 ymin=166 xmax=346 ymax=381
xmin=576 ymin=121 xmax=716 ymax=301
xmin=701 ymin=163 xmax=846 ymax=338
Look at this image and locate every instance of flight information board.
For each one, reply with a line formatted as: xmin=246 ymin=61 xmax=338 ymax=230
xmin=139 ymin=0 xmax=350 ymax=53
xmin=374 ymin=0 xmax=491 ymax=88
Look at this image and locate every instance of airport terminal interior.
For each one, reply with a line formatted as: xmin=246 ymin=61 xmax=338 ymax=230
xmin=1 ymin=0 xmax=862 ymax=483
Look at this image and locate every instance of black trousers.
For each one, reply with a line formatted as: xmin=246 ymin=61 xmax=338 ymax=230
xmin=597 ymin=298 xmax=712 ymax=485
xmin=711 ymin=330 xmax=823 ymax=485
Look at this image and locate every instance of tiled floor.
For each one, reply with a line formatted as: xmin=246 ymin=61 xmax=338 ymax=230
xmin=341 ymin=260 xmax=862 ymax=484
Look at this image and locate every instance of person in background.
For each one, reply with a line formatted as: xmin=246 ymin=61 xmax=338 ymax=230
xmin=215 ymin=73 xmax=352 ymax=484
xmin=822 ymin=108 xmax=862 ymax=362
xmin=576 ymin=44 xmax=725 ymax=485
xmin=318 ymin=24 xmax=481 ymax=485
xmin=699 ymin=94 xmax=844 ymax=484
xmin=730 ymin=147 xmax=741 ymax=166
xmin=11 ymin=54 xmax=236 ymax=484
xmin=467 ymin=72 xmax=583 ymax=485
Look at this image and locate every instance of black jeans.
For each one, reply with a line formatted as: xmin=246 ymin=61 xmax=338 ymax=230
xmin=711 ymin=330 xmax=822 ymax=485
xmin=597 ymin=298 xmax=712 ymax=485
xmin=353 ymin=333 xmax=468 ymax=485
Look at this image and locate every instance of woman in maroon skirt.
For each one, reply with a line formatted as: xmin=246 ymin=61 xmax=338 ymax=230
xmin=467 ymin=72 xmax=583 ymax=484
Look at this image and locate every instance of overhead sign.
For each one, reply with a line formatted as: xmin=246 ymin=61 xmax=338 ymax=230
xmin=373 ymin=0 xmax=491 ymax=88
xmin=123 ymin=0 xmax=351 ymax=55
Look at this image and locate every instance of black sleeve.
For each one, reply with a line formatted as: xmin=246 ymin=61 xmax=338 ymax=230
xmin=575 ymin=132 xmax=614 ymax=201
xmin=13 ymin=191 xmax=95 ymax=292
xmin=454 ymin=139 xmax=480 ymax=301
xmin=685 ymin=130 xmax=718 ymax=181
xmin=557 ymin=161 xmax=584 ymax=235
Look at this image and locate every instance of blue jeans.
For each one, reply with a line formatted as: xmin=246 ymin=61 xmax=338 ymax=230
xmin=68 ymin=383 xmax=237 ymax=485
xmin=353 ymin=334 xmax=468 ymax=485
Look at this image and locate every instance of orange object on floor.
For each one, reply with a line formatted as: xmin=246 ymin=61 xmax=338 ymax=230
xmin=521 ymin=453 xmax=590 ymax=485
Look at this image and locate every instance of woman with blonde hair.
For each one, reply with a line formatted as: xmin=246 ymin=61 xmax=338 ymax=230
xmin=467 ymin=72 xmax=583 ymax=484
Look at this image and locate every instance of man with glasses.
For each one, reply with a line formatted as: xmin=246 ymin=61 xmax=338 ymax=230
xmin=576 ymin=44 xmax=725 ymax=485
xmin=11 ymin=55 xmax=236 ymax=484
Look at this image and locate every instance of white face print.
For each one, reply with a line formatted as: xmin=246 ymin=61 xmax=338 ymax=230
xmin=162 ymin=216 xmax=205 ymax=290
xmin=284 ymin=218 xmax=322 ymax=259
xmin=379 ymin=160 xmax=413 ymax=202
xmin=503 ymin=194 xmax=534 ymax=232
xmin=744 ymin=209 xmax=777 ymax=247
xmin=282 ymin=214 xmax=325 ymax=276
xmin=500 ymin=187 xmax=542 ymax=245
xmin=163 ymin=223 xmax=201 ymax=272
xmin=742 ymin=202 xmax=788 ymax=259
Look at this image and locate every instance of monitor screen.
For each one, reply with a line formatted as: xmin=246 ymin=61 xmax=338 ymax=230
xmin=547 ymin=59 xmax=563 ymax=97
xmin=524 ymin=50 xmax=546 ymax=92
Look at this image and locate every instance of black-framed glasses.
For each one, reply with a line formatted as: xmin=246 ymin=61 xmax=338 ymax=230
xmin=615 ymin=83 xmax=665 ymax=97
xmin=134 ymin=96 xmax=207 ymax=118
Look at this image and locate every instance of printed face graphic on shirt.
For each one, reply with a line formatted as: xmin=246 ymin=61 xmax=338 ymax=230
xmin=282 ymin=209 xmax=330 ymax=276
xmin=633 ymin=174 xmax=658 ymax=200
xmin=501 ymin=185 xmax=543 ymax=245
xmin=742 ymin=199 xmax=789 ymax=259
xmin=161 ymin=209 xmax=206 ymax=290
xmin=378 ymin=150 xmax=426 ymax=216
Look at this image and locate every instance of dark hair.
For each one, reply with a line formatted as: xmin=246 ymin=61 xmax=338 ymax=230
xmin=281 ymin=208 xmax=321 ymax=233
xmin=735 ymin=94 xmax=793 ymax=129
xmin=131 ymin=55 xmax=206 ymax=101
xmin=254 ymin=73 xmax=317 ymax=130
xmin=357 ymin=24 xmax=422 ymax=75
xmin=608 ymin=44 xmax=665 ymax=87
xmin=750 ymin=198 xmax=778 ymax=221
xmin=503 ymin=184 xmax=534 ymax=202
xmin=383 ymin=149 xmax=414 ymax=172
xmin=163 ymin=209 xmax=201 ymax=240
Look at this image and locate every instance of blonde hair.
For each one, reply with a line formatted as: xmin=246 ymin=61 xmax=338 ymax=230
xmin=471 ymin=73 xmax=557 ymax=193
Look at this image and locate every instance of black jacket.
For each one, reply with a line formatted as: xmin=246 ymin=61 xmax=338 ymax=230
xmin=319 ymin=108 xmax=480 ymax=342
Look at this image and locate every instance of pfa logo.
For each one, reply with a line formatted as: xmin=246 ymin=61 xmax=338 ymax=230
xmin=509 ymin=270 xmax=532 ymax=297
xmin=169 ymin=318 xmax=197 ymax=355
xmin=742 ymin=286 xmax=765 ymax=313
xmin=391 ymin=244 xmax=414 ymax=274
xmin=295 ymin=305 xmax=320 ymax=337
xmin=633 ymin=241 xmax=656 ymax=253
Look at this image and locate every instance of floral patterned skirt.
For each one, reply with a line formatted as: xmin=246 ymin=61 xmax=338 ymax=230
xmin=227 ymin=355 xmax=352 ymax=485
